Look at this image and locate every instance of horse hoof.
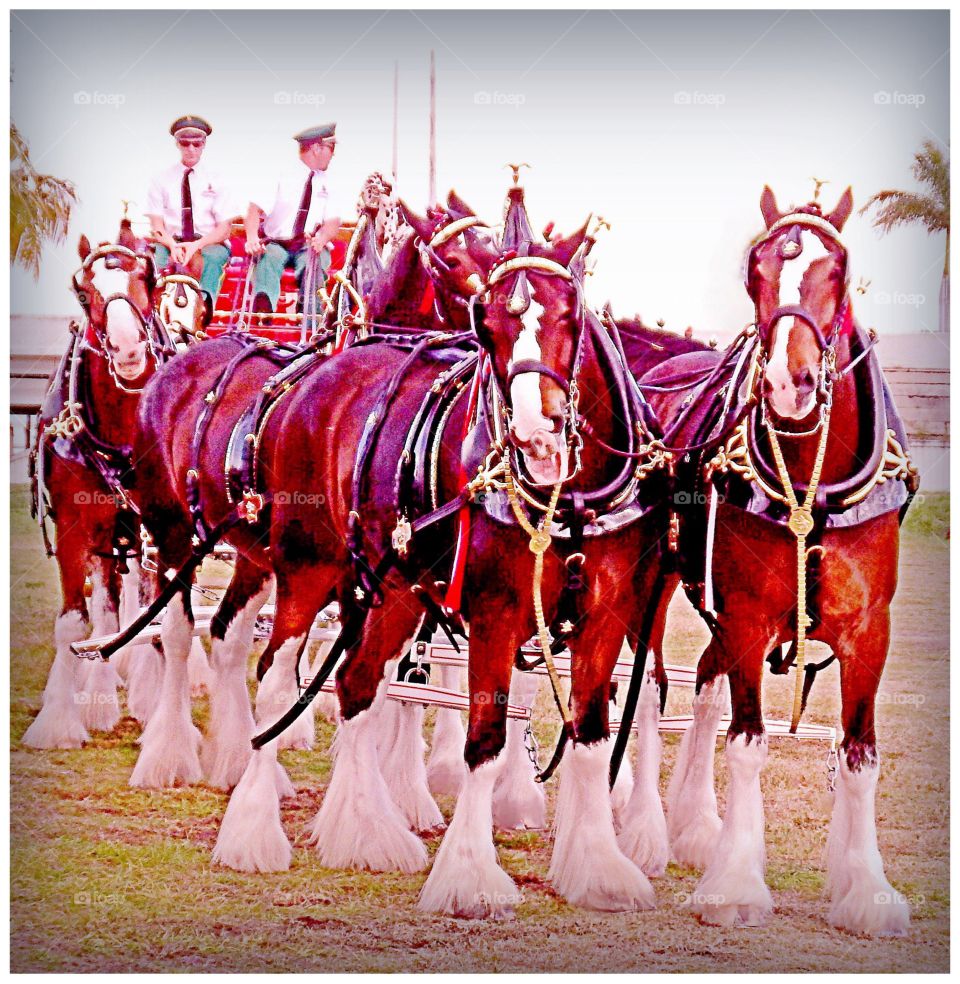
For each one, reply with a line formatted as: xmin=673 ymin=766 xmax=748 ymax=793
xmin=689 ymin=874 xmax=773 ymax=927
xmin=418 ymin=857 xmax=522 ymax=918
xmin=829 ymin=884 xmax=911 ymax=937
xmin=22 ymin=708 xmax=89 ymax=750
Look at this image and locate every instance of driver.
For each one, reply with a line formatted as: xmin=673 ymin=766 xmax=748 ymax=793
xmin=144 ymin=116 xmax=238 ymax=323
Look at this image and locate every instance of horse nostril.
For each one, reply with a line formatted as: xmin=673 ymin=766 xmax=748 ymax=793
xmin=796 ymin=369 xmax=816 ymax=392
xmin=548 ymin=413 xmax=565 ymax=434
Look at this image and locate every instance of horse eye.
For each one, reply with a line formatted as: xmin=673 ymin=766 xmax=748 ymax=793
xmin=445 ymin=256 xmax=461 ymax=270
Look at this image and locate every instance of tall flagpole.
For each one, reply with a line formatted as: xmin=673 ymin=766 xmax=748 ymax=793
xmin=392 ymin=60 xmax=399 ymax=187
xmin=428 ymin=49 xmax=436 ymax=208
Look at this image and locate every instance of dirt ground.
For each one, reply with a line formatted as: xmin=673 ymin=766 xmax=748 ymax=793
xmin=9 ymin=487 xmax=949 ymax=972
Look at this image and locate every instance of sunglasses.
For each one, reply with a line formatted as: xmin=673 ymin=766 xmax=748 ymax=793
xmin=176 ymin=138 xmax=206 ymax=148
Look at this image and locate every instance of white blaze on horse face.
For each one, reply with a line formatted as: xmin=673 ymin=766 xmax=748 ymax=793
xmin=766 ymin=229 xmax=829 ymax=419
xmin=97 ymin=266 xmax=148 ymax=380
xmin=507 ymin=296 xmax=569 ymax=485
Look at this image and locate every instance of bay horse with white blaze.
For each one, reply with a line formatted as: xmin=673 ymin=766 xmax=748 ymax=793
xmin=214 ymin=185 xmax=671 ymax=916
xmin=639 ymin=186 xmax=917 ymax=935
xmin=24 ymin=224 xmax=175 ymax=748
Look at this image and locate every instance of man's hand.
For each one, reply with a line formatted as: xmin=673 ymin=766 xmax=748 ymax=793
xmin=180 ymin=241 xmax=201 ymax=265
xmin=171 ymin=243 xmax=187 ymax=264
xmin=307 ymin=234 xmax=332 ymax=255
xmin=245 ymin=236 xmax=265 ymax=256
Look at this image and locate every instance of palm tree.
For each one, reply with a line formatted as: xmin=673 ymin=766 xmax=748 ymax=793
xmin=10 ymin=123 xmax=78 ymax=279
xmin=860 ymin=140 xmax=950 ymax=332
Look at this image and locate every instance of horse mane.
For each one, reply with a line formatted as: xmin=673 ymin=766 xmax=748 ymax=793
xmin=364 ymin=227 xmax=427 ymax=327
xmin=611 ymin=309 xmax=710 ymax=379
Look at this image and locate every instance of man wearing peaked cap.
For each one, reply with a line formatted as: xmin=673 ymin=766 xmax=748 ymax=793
xmin=244 ymin=122 xmax=350 ymax=313
xmin=144 ymin=115 xmax=239 ymax=322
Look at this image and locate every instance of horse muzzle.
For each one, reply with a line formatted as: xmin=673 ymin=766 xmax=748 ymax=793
xmin=511 ymin=424 xmax=570 ymax=486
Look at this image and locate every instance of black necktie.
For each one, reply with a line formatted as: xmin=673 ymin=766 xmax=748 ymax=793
xmin=181 ymin=168 xmax=195 ymax=241
xmin=292 ymin=171 xmax=314 ymax=244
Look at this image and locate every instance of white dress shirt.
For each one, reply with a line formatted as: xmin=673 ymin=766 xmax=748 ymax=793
xmin=144 ymin=160 xmax=239 ymax=239
xmin=253 ymin=162 xmax=350 ymax=241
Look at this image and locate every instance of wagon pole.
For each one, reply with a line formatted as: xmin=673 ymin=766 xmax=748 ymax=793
xmin=429 ymin=49 xmax=436 ymax=207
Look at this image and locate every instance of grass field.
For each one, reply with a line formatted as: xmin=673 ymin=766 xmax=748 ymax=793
xmin=10 ymin=486 xmax=949 ymax=972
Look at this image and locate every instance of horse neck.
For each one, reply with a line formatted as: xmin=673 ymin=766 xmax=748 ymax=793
xmin=366 ymin=235 xmax=440 ymax=332
xmin=775 ymin=331 xmax=861 ymax=487
xmin=82 ymin=347 xmax=148 ymax=448
xmin=570 ymin=326 xmax=626 ymax=491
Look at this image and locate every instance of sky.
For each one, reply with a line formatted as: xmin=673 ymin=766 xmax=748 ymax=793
xmin=10 ymin=9 xmax=950 ymax=348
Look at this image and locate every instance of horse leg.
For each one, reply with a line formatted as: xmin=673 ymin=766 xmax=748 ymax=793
xmin=549 ymin=616 xmax=655 ymax=912
xmin=608 ymin=683 xmax=636 ymax=829
xmin=129 ymin=586 xmax=202 ymax=788
xmin=666 ymin=644 xmax=727 ymax=868
xmin=201 ymin=563 xmax=273 ymax=790
xmin=213 ymin=568 xmax=331 ymax=872
xmin=123 ymin=561 xmax=163 ymax=725
xmin=418 ymin=608 xmax=521 ymax=917
xmin=492 ymin=668 xmax=546 ymax=830
xmin=426 ymin=662 xmax=467 ymax=797
xmin=689 ymin=647 xmax=773 ymax=927
xmin=256 ymin=600 xmax=316 ymax=753
xmin=22 ymin=539 xmax=91 ymax=749
xmin=308 ymin=586 xmax=429 ymax=872
xmin=112 ymin=557 xmax=141 ymax=685
xmin=377 ymin=657 xmax=446 ymax=833
xmin=826 ymin=609 xmax=909 ymax=936
xmin=187 ymin=637 xmax=214 ymax=697
xmin=309 ymin=638 xmax=341 ymax=721
xmin=617 ymin=657 xmax=669 ymax=877
xmin=78 ymin=558 xmax=122 ymax=732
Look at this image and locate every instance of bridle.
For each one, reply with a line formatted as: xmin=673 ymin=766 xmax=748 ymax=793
xmin=474 ymin=249 xmax=588 ymax=485
xmin=71 ymin=243 xmax=171 ymax=392
xmin=746 ymin=211 xmax=851 ymax=436
xmin=155 ymin=269 xmax=206 ymax=339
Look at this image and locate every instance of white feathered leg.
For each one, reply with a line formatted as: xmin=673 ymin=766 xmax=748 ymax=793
xmin=129 ymin=594 xmax=202 ymax=788
xmin=309 ymin=664 xmax=427 ymax=872
xmin=78 ymin=571 xmax=122 ymax=732
xmin=187 ymin=637 xmax=214 ymax=696
xmin=310 ymin=639 xmax=341 ymax=722
xmin=426 ymin=663 xmax=467 ymax=797
xmin=212 ymin=632 xmax=304 ymax=873
xmin=257 ymin=644 xmax=314 ymax=751
xmin=608 ymin=685 xmax=635 ymax=829
xmin=202 ymin=582 xmax=272 ymax=790
xmin=492 ymin=670 xmax=545 ymax=830
xmin=549 ymin=739 xmax=656 ymax=911
xmin=826 ymin=753 xmax=909 ymax=935
xmin=22 ymin=610 xmax=90 ymax=749
xmin=419 ymin=758 xmax=522 ymax=917
xmin=111 ymin=561 xmax=142 ymax=685
xmin=690 ymin=733 xmax=773 ymax=927
xmin=617 ymin=665 xmax=669 ymax=877
xmin=124 ymin=643 xmax=163 ymax=725
xmin=379 ymin=694 xmax=444 ymax=833
xmin=667 ymin=675 xmax=726 ymax=868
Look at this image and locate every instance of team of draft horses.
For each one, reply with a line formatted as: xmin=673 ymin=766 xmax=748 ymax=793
xmin=24 ymin=171 xmax=918 ymax=938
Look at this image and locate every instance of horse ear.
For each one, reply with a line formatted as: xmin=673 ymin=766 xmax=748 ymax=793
xmin=549 ymin=218 xmax=590 ymax=268
xmin=446 ymin=190 xmax=475 ymax=218
xmin=760 ymin=185 xmax=781 ymax=229
xmin=826 ymin=186 xmax=854 ymax=232
xmin=398 ymin=199 xmax=435 ymax=243
xmin=78 ymin=235 xmax=91 ymax=262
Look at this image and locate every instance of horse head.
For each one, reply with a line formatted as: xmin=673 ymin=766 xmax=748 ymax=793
xmin=747 ymin=184 xmax=853 ymax=422
xmin=74 ymin=221 xmax=158 ymax=383
xmin=421 ymin=185 xmax=590 ymax=486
